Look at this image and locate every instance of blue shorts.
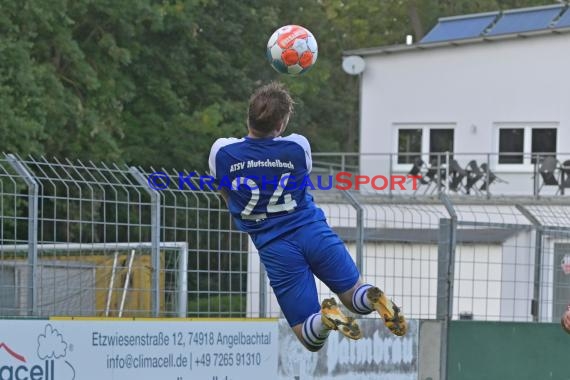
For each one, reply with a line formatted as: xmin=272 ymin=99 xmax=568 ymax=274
xmin=257 ymin=220 xmax=360 ymax=327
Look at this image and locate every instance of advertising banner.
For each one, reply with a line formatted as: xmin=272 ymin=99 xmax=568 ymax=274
xmin=278 ymin=319 xmax=419 ymax=380
xmin=0 ymin=319 xmax=278 ymax=380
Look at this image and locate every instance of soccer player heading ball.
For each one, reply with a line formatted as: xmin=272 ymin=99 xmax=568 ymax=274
xmin=209 ymin=82 xmax=407 ymax=351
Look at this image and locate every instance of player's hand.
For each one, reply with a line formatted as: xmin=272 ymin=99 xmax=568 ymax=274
xmin=561 ymin=305 xmax=570 ymax=334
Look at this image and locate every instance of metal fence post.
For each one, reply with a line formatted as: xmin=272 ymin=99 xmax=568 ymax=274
xmin=129 ymin=167 xmax=162 ymax=317
xmin=485 ymin=153 xmax=491 ymax=200
xmin=438 ymin=194 xmax=457 ymax=380
xmin=437 ymin=154 xmax=442 ymax=195
xmin=445 ymin=151 xmax=450 ymax=194
xmin=177 ymin=242 xmax=189 ymax=318
xmin=439 ymin=194 xmax=458 ymax=317
xmin=515 ymin=204 xmax=542 ymax=321
xmin=6 ymin=154 xmax=39 ymax=317
xmin=341 ymin=190 xmax=364 ymax=272
xmin=436 ymin=218 xmax=455 ymax=319
xmin=533 ymin=157 xmax=539 ymax=198
xmin=437 ymin=218 xmax=453 ymax=380
xmin=388 ymin=153 xmax=393 ymax=198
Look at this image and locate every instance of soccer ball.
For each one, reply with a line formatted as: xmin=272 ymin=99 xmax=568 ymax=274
xmin=266 ymin=25 xmax=318 ymax=75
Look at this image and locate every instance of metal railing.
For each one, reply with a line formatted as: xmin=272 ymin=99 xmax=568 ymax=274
xmin=304 ymin=191 xmax=570 ymax=323
xmin=312 ymin=151 xmax=570 ymax=198
xmin=0 ymin=154 xmax=247 ymax=318
xmin=1 ymin=153 xmax=569 ymax=325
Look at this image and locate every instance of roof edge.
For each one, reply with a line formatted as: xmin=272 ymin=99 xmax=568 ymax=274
xmin=343 ymin=26 xmax=570 ymax=57
xmin=437 ymin=4 xmax=565 ymax=22
xmin=438 ymin=10 xmax=500 ymax=22
xmin=502 ymin=3 xmax=564 ymax=14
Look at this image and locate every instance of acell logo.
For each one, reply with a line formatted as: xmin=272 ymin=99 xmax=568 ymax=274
xmin=0 ymin=342 xmax=55 ymax=380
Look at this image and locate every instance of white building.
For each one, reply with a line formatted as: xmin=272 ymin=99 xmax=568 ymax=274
xmin=343 ymin=4 xmax=570 ymax=197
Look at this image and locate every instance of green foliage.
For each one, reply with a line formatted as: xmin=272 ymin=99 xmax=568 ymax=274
xmin=0 ymin=0 xmax=558 ymax=163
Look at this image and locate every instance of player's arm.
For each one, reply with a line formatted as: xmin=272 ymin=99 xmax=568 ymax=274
xmin=304 ymin=138 xmax=313 ymax=173
xmin=209 ymin=138 xmax=230 ymax=207
xmin=208 ymin=138 xmax=235 ymax=207
xmin=290 ymin=133 xmax=313 ymax=173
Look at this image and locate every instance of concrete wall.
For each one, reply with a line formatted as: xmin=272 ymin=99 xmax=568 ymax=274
xmin=418 ymin=320 xmax=442 ymax=380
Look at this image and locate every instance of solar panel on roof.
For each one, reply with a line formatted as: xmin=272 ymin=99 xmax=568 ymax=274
xmin=420 ymin=14 xmax=498 ymax=43
xmin=553 ymin=8 xmax=570 ymax=28
xmin=485 ymin=6 xmax=563 ymax=36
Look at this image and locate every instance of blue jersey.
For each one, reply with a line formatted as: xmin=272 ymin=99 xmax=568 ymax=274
xmin=208 ymin=134 xmax=326 ymax=248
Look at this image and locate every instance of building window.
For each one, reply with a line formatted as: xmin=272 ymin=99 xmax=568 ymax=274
xmin=429 ymin=129 xmax=454 ymax=164
xmin=398 ymin=129 xmax=422 ymax=164
xmin=496 ymin=124 xmax=558 ymax=166
xmin=531 ymin=128 xmax=557 ymax=163
xmin=498 ymin=128 xmax=524 ymax=164
xmin=396 ymin=125 xmax=455 ymax=166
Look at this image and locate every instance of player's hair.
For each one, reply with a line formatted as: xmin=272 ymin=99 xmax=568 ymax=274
xmin=248 ymin=82 xmax=294 ymax=134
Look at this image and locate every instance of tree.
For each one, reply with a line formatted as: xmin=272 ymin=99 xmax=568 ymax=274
xmin=0 ymin=0 xmax=558 ymax=162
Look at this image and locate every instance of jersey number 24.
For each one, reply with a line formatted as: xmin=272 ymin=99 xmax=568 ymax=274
xmin=232 ymin=173 xmax=297 ymax=220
